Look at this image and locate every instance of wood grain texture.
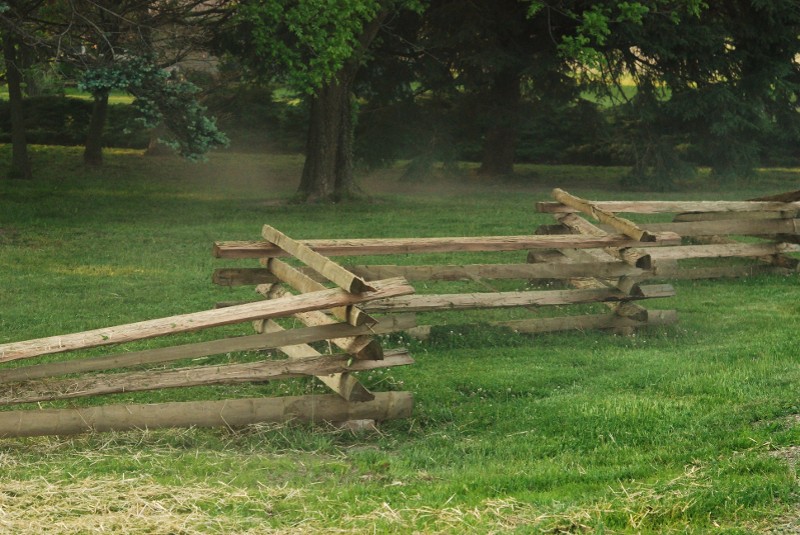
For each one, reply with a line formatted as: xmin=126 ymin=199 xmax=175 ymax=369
xmin=638 ymin=218 xmax=800 ymax=237
xmin=555 ymin=213 xmax=652 ymax=269
xmin=213 ymin=233 xmax=681 ymax=259
xmin=259 ymin=319 xmax=374 ymax=402
xmin=748 ymin=190 xmax=800 ymax=203
xmin=0 ymin=392 xmax=414 ymax=438
xmin=537 ymin=200 xmax=800 ymax=214
xmin=213 ymin=262 xmax=648 ymax=286
xmin=361 ymin=286 xmax=673 ymax=313
xmin=552 ymin=188 xmax=656 ymax=242
xmin=647 ymin=242 xmax=800 ymax=261
xmin=259 ymin=285 xmax=384 ymax=361
xmin=0 ymin=351 xmax=413 ymax=405
xmin=0 ymin=277 xmax=414 ymax=363
xmin=266 ymin=257 xmax=374 ymax=326
xmin=0 ymin=314 xmax=416 ymax=384
xmin=262 ymin=225 xmax=374 ymax=293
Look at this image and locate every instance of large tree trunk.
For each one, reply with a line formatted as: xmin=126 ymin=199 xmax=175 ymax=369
xmin=2 ymin=32 xmax=32 ymax=180
xmin=334 ymin=89 xmax=357 ymax=197
xmin=297 ymin=79 xmax=360 ymax=202
xmin=84 ymin=90 xmax=110 ymax=166
xmin=295 ymin=10 xmax=389 ymax=203
xmin=478 ymin=69 xmax=522 ymax=177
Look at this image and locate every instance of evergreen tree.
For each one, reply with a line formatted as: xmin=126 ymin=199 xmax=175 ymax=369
xmin=566 ymin=0 xmax=800 ymax=184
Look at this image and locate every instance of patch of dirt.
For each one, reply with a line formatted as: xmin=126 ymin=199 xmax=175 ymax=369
xmin=754 ymin=413 xmax=800 ymax=431
xmin=769 ymin=445 xmax=800 ymax=471
xmin=766 ymin=510 xmax=800 ymax=534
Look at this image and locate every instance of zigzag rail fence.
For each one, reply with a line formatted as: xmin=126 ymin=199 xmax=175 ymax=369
xmin=2 ymin=189 xmax=796 ymax=437
xmin=213 ymin=221 xmax=681 ymax=342
xmin=536 ymin=188 xmax=800 ymax=280
xmin=0 ymin=236 xmax=416 ymax=437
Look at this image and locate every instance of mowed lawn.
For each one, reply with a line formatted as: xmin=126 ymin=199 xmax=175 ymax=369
xmin=0 ymin=146 xmax=798 ymax=533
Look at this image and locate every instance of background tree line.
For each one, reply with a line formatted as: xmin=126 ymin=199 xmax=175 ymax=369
xmin=1 ymin=0 xmax=799 ymax=200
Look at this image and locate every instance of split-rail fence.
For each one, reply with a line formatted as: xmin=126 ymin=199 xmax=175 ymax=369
xmin=2 ymin=189 xmax=796 ymax=437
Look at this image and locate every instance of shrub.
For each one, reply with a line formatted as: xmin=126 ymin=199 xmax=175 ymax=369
xmin=0 ymin=96 xmax=149 ymax=148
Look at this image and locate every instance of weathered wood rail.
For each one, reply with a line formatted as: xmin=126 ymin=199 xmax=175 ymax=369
xmin=0 ymin=392 xmax=413 ymax=438
xmin=535 ymin=188 xmax=800 ymax=280
xmin=213 ymin=232 xmax=681 ymax=259
xmin=0 ymin=240 xmax=418 ymax=437
xmin=214 ymin=223 xmax=678 ymax=339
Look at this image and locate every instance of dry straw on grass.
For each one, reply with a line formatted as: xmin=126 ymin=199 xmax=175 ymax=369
xmin=338 ymin=459 xmax=793 ymax=533
xmin=0 ymin=476 xmax=294 ymax=534
xmin=0 ymin=429 xmax=796 ymax=533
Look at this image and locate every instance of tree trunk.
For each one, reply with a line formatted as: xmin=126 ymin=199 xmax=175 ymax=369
xmin=334 ymin=90 xmax=358 ymax=198
xmin=478 ymin=69 xmax=522 ymax=177
xmin=84 ymin=90 xmax=110 ymax=166
xmin=19 ymin=42 xmax=41 ymax=97
xmin=295 ymin=9 xmax=389 ymax=203
xmin=2 ymin=32 xmax=32 ymax=180
xmin=297 ymin=79 xmax=360 ymax=202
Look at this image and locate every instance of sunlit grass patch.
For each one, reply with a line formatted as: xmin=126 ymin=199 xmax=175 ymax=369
xmin=47 ymin=264 xmax=157 ymax=277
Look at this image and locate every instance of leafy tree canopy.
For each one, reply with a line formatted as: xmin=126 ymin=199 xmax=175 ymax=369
xmin=219 ymin=0 xmax=422 ymax=92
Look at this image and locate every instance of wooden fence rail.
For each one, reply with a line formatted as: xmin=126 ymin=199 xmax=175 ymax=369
xmin=0 ymin=392 xmax=414 ymax=439
xmin=215 ymin=224 xmax=678 ymax=339
xmin=213 ymin=232 xmax=680 ymax=259
xmin=535 ymin=188 xmax=800 ymax=280
xmin=0 ymin=253 xmax=418 ymax=435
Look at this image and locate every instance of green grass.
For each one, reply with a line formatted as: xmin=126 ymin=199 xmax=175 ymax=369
xmin=0 ymin=88 xmax=134 ymax=104
xmin=62 ymin=87 xmax=135 ymax=104
xmin=0 ymin=146 xmax=798 ymax=533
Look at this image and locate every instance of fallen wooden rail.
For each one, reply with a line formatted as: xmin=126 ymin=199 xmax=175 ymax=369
xmin=0 ymin=392 xmax=414 ymax=438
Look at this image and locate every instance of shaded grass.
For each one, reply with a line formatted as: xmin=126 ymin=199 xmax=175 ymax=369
xmin=0 ymin=146 xmax=799 ymax=532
